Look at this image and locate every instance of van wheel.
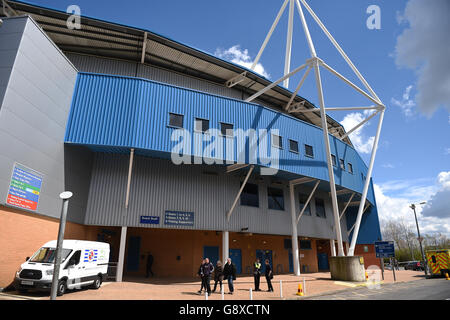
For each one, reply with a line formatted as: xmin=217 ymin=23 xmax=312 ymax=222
xmin=91 ymin=276 xmax=102 ymax=290
xmin=57 ymin=280 xmax=66 ymax=296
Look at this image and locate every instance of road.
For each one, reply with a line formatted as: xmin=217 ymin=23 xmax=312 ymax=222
xmin=304 ymin=278 xmax=450 ymax=300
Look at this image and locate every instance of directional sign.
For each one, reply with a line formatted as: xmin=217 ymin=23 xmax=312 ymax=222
xmin=140 ymin=216 xmax=160 ymax=225
xmin=375 ymin=241 xmax=395 ymax=258
xmin=164 ymin=210 xmax=194 ymax=226
xmin=6 ymin=163 xmax=43 ymax=211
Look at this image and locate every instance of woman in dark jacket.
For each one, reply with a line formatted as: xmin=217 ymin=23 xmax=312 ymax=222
xmin=212 ymin=260 xmax=224 ymax=293
xmin=264 ymin=259 xmax=274 ymax=292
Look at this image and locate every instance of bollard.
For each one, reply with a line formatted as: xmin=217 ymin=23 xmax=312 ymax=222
xmin=446 ymin=273 xmax=450 ymax=281
xmin=303 ymin=277 xmax=306 ymax=296
xmin=279 ymin=280 xmax=283 ymax=298
xmin=221 ymin=286 xmax=224 ymax=300
xmin=249 ymin=288 xmax=253 ymax=300
xmin=296 ymin=283 xmax=304 ymax=296
xmin=205 ymin=291 xmax=208 ymax=300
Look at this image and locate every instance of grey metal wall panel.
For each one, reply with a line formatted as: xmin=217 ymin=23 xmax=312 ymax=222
xmin=65 ymin=53 xmax=243 ymax=100
xmin=65 ymin=53 xmax=136 ymax=77
xmin=0 ymin=17 xmax=26 ymax=110
xmin=85 ymin=153 xmax=349 ymax=241
xmin=0 ymin=16 xmax=78 ymax=220
xmin=63 ymin=145 xmax=94 ymax=224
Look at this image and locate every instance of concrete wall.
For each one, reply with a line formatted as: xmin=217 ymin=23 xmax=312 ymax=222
xmin=0 ymin=16 xmax=78 ymax=220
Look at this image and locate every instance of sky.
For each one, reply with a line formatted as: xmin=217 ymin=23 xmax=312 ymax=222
xmin=27 ymin=0 xmax=450 ymax=236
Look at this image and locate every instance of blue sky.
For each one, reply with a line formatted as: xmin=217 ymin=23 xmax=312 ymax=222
xmin=28 ymin=0 xmax=449 ymax=235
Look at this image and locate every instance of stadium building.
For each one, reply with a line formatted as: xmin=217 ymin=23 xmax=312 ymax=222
xmin=0 ymin=1 xmax=383 ymax=288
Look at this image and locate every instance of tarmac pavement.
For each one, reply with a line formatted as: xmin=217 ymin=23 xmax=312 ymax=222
xmin=0 ymin=270 xmax=430 ymax=300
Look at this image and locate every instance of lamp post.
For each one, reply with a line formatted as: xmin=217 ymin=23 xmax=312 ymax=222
xmin=409 ymin=202 xmax=428 ymax=276
xmin=50 ymin=191 xmax=73 ymax=300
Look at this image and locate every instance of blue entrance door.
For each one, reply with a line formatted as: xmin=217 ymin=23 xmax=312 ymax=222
xmin=126 ymin=236 xmax=141 ymax=271
xmin=288 ymin=250 xmax=293 ymax=273
xmin=203 ymin=246 xmax=219 ymax=265
xmin=229 ymin=249 xmax=242 ymax=274
xmin=256 ymin=249 xmax=273 ymax=273
xmin=317 ymin=253 xmax=329 ymax=270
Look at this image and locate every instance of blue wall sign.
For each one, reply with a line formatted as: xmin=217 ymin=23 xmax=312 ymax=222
xmin=140 ymin=216 xmax=160 ymax=225
xmin=6 ymin=163 xmax=43 ymax=211
xmin=164 ymin=211 xmax=194 ymax=226
xmin=375 ymin=241 xmax=395 ymax=258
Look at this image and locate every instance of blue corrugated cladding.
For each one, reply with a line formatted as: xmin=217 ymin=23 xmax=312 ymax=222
xmin=65 ymin=73 xmax=376 ymax=205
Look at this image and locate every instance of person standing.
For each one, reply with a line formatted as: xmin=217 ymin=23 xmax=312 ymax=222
xmin=197 ymin=258 xmax=205 ymax=294
xmin=264 ymin=259 xmax=274 ymax=292
xmin=253 ymin=258 xmax=262 ymax=291
xmin=212 ymin=260 xmax=224 ymax=293
xmin=201 ymin=258 xmax=214 ymax=296
xmin=146 ymin=252 xmax=154 ymax=278
xmin=223 ymin=258 xmax=236 ymax=295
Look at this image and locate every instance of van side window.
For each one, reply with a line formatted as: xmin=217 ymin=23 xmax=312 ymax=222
xmin=68 ymin=250 xmax=81 ymax=267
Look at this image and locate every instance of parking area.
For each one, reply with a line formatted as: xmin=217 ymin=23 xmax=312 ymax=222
xmin=0 ymin=270 xmax=426 ymax=300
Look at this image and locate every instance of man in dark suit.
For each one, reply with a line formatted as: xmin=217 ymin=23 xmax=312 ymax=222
xmin=146 ymin=253 xmax=154 ymax=277
xmin=223 ymin=258 xmax=237 ymax=295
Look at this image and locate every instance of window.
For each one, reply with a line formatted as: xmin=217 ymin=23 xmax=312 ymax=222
xmin=299 ymin=240 xmax=312 ymax=250
xmin=289 ymin=139 xmax=299 ymax=153
xmin=30 ymin=248 xmax=72 ymax=264
xmin=194 ymin=118 xmax=209 ymax=133
xmin=340 ymin=159 xmax=345 ymax=170
xmin=272 ymin=134 xmax=283 ymax=149
xmin=299 ymin=194 xmax=311 ymax=216
xmin=284 ymin=239 xmax=292 ymax=249
xmin=331 ymin=154 xmax=337 ymax=166
xmin=65 ymin=250 xmax=81 ymax=268
xmin=348 ymin=163 xmax=353 ymax=174
xmin=220 ymin=122 xmax=233 ymax=137
xmin=315 ymin=198 xmax=326 ymax=218
xmin=305 ymin=144 xmax=314 ymax=158
xmin=168 ymin=113 xmax=183 ymax=128
xmin=267 ymin=187 xmax=285 ymax=211
xmin=240 ymin=183 xmax=259 ymax=207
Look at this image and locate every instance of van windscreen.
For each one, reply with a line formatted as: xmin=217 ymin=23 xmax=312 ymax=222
xmin=30 ymin=248 xmax=72 ymax=264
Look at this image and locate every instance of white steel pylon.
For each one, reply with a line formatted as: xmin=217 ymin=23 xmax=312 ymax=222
xmin=229 ymin=0 xmax=386 ymax=258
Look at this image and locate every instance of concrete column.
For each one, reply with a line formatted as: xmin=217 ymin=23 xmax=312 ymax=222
xmin=116 ymin=226 xmax=127 ymax=282
xmin=222 ymin=231 xmax=229 ymax=263
xmin=289 ymin=182 xmax=301 ymax=276
xmin=330 ymin=239 xmax=336 ymax=257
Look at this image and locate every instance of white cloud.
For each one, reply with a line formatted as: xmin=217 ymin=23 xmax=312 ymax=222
xmin=340 ymin=111 xmax=375 ymax=154
xmin=394 ymin=0 xmax=450 ymax=115
xmin=215 ymin=45 xmax=270 ymax=79
xmin=391 ymin=85 xmax=416 ymax=117
xmin=421 ymin=172 xmax=450 ymax=219
xmin=445 ymin=148 xmax=450 ymax=155
xmin=376 ymin=172 xmax=450 ymax=237
xmin=381 ymin=163 xmax=395 ymax=169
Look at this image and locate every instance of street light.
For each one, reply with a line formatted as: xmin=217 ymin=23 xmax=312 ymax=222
xmin=409 ymin=201 xmax=428 ymax=276
xmin=50 ymin=191 xmax=73 ymax=300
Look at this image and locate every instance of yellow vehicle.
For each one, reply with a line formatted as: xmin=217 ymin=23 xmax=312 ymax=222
xmin=426 ymin=249 xmax=450 ymax=277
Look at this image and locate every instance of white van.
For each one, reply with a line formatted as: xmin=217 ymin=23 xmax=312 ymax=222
xmin=14 ymin=240 xmax=110 ymax=296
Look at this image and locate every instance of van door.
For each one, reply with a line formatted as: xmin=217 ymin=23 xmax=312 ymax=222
xmin=83 ymin=248 xmax=100 ymax=282
xmin=65 ymin=250 xmax=82 ymax=289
